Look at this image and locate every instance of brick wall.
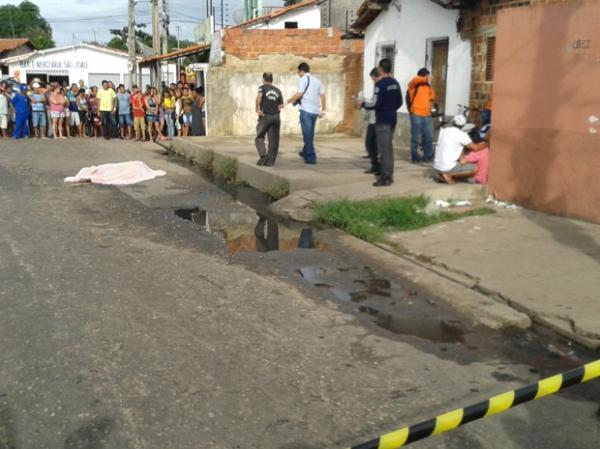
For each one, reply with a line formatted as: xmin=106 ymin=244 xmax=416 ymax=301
xmin=222 ymin=28 xmax=363 ymax=60
xmin=463 ymin=0 xmax=573 ymax=116
xmin=220 ymin=28 xmax=364 ymax=135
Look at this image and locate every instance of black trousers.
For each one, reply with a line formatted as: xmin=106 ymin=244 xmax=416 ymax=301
xmin=255 ymin=114 xmax=281 ymax=163
xmin=101 ymin=111 xmax=116 ymax=140
xmin=365 ymin=124 xmax=379 ymax=172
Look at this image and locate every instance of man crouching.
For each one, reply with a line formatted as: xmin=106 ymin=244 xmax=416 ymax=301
xmin=434 ymin=115 xmax=488 ymax=184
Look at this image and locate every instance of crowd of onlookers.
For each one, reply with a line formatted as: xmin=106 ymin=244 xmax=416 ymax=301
xmin=0 ymin=79 xmax=206 ymax=142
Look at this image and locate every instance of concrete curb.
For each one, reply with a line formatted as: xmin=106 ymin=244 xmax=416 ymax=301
xmin=318 ymin=229 xmax=532 ymax=331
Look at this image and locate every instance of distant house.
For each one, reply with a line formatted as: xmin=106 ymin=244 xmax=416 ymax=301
xmin=142 ymin=1 xmax=364 ymax=138
xmin=234 ymin=0 xmax=323 ymax=30
xmin=0 ymin=38 xmax=36 ymax=77
xmin=351 ymin=0 xmax=473 ymax=145
xmin=1 ymin=43 xmax=175 ymax=87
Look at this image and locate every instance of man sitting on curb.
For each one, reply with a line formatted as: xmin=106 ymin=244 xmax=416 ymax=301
xmin=434 ymin=115 xmax=488 ymax=184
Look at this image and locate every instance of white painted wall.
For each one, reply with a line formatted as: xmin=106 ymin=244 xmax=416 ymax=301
xmin=9 ymin=46 xmax=129 ymax=85
xmin=251 ymin=6 xmax=322 ymax=29
xmin=7 ymin=45 xmax=177 ymax=87
xmin=362 ymin=0 xmax=471 ymax=116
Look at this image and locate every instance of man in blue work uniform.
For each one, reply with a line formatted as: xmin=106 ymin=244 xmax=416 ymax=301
xmin=11 ymin=84 xmax=30 ymax=139
xmin=362 ymin=59 xmax=402 ymax=187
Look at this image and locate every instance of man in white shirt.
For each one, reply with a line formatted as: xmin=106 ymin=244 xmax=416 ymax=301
xmin=287 ymin=62 xmax=326 ymax=165
xmin=434 ymin=115 xmax=488 ymax=184
xmin=362 ymin=67 xmax=381 ymax=175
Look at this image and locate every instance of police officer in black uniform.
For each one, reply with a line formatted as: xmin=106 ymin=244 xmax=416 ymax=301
xmin=255 ymin=72 xmax=284 ymax=167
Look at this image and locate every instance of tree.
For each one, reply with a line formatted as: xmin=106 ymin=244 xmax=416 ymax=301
xmin=0 ymin=1 xmax=54 ymax=49
xmin=107 ymin=25 xmax=195 ymax=53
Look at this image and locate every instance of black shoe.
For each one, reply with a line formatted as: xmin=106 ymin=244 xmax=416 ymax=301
xmin=264 ymin=160 xmax=274 ymax=167
xmin=257 ymin=157 xmax=267 ymax=166
xmin=298 ymin=151 xmax=304 ymax=159
xmin=362 ymin=155 xmax=370 ymax=159
xmin=373 ymin=177 xmax=393 ymax=187
xmin=364 ymin=168 xmax=380 ymax=175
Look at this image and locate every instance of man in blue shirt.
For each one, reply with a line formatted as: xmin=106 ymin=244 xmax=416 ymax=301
xmin=11 ymin=84 xmax=30 ymax=139
xmin=116 ymin=84 xmax=132 ymax=140
xmin=363 ymin=59 xmax=403 ymax=186
xmin=287 ymin=62 xmax=327 ymax=165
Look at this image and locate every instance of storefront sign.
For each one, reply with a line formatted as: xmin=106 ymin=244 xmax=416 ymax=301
xmin=19 ymin=60 xmax=89 ymax=70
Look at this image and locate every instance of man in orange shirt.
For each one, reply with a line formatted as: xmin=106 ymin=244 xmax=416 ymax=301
xmin=408 ymin=68 xmax=436 ymax=163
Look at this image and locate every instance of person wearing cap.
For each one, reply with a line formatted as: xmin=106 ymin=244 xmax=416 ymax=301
xmin=433 ymin=115 xmax=488 ymax=184
xmin=11 ymin=84 xmax=30 ymax=139
xmin=30 ymin=82 xmax=47 ymax=139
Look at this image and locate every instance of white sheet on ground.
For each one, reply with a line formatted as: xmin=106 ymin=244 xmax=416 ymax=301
xmin=64 ymin=161 xmax=166 ymax=185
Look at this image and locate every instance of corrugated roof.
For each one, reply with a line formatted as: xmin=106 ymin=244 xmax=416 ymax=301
xmin=351 ymin=0 xmax=391 ymax=31
xmin=351 ymin=0 xmax=478 ymax=31
xmin=0 ymin=38 xmax=35 ymax=53
xmin=231 ymin=0 xmax=322 ymax=29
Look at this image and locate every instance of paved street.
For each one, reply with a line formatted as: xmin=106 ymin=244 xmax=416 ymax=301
xmin=0 ymin=138 xmax=598 ymax=449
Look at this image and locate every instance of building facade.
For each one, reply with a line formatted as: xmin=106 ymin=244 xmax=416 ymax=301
xmin=0 ymin=39 xmax=36 ymax=77
xmin=353 ymin=0 xmax=473 ymax=145
xmin=466 ymin=0 xmax=600 ymax=222
xmin=207 ymin=27 xmax=363 ymax=137
xmin=1 ymin=43 xmax=176 ymax=87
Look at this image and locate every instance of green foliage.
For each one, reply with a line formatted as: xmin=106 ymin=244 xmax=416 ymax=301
xmin=107 ymin=25 xmax=196 ymax=53
xmin=106 ymin=37 xmax=127 ymax=52
xmin=265 ymin=179 xmax=290 ymax=200
xmin=214 ymin=157 xmax=238 ymax=184
xmin=196 ymin=150 xmax=214 ymax=171
xmin=0 ymin=1 xmax=54 ymax=49
xmin=316 ymin=196 xmax=495 ymax=242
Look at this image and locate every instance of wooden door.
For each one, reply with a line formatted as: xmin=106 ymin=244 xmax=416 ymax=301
xmin=430 ymin=39 xmax=449 ymax=114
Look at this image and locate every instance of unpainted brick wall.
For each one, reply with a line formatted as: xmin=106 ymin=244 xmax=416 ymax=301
xmin=464 ymin=0 xmax=575 ymax=115
xmin=216 ymin=28 xmax=364 ymax=136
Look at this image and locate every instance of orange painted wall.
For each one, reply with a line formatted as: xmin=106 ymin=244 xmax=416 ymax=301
xmin=490 ymin=0 xmax=600 ymax=222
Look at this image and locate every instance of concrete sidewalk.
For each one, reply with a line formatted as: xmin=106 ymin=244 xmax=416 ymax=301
xmin=164 ymin=135 xmax=487 ymax=220
xmin=385 ymin=207 xmax=600 ymax=349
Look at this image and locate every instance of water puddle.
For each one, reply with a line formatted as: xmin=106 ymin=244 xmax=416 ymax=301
xmin=174 ymin=208 xmax=327 ymax=254
xmin=297 ymin=264 xmax=466 ymax=343
xmin=361 ymin=306 xmax=465 ymax=343
xmin=175 ymin=207 xmax=209 ymax=228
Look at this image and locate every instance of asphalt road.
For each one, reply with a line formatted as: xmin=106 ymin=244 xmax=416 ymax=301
xmin=0 ymin=137 xmax=598 ymax=449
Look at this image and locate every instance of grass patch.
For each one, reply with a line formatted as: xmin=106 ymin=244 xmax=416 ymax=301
xmin=315 ymin=195 xmax=495 ymax=242
xmin=265 ymin=179 xmax=290 ymax=200
xmin=196 ymin=150 xmax=214 ymax=171
xmin=214 ymin=157 xmax=238 ymax=184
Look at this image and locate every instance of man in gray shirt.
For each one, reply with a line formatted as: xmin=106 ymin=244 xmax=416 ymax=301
xmin=287 ymin=62 xmax=326 ymax=165
xmin=116 ymin=84 xmax=132 ymax=140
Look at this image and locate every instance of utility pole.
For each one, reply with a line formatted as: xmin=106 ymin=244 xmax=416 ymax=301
xmin=8 ymin=7 xmax=16 ymax=38
xmin=93 ymin=30 xmax=97 ymax=44
xmin=151 ymin=0 xmax=161 ymax=87
xmin=220 ymin=0 xmax=224 ymax=29
xmin=175 ymin=25 xmax=181 ymax=84
xmin=128 ymin=0 xmax=136 ymax=90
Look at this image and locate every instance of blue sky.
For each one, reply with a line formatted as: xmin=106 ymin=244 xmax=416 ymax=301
xmin=4 ymin=0 xmax=282 ymax=47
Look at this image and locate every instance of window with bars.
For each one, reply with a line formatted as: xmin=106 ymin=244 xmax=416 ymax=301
xmin=376 ymin=42 xmax=396 ymax=75
xmin=486 ymin=36 xmax=496 ymax=82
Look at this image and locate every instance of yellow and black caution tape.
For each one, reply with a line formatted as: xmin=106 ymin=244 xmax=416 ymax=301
xmin=348 ymin=359 xmax=600 ymax=449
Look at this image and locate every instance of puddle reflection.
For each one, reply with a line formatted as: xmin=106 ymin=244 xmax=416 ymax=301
xmin=227 ymin=214 xmax=325 ymax=254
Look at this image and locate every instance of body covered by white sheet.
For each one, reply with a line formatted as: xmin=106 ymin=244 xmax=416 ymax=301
xmin=65 ymin=161 xmax=166 ymax=185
